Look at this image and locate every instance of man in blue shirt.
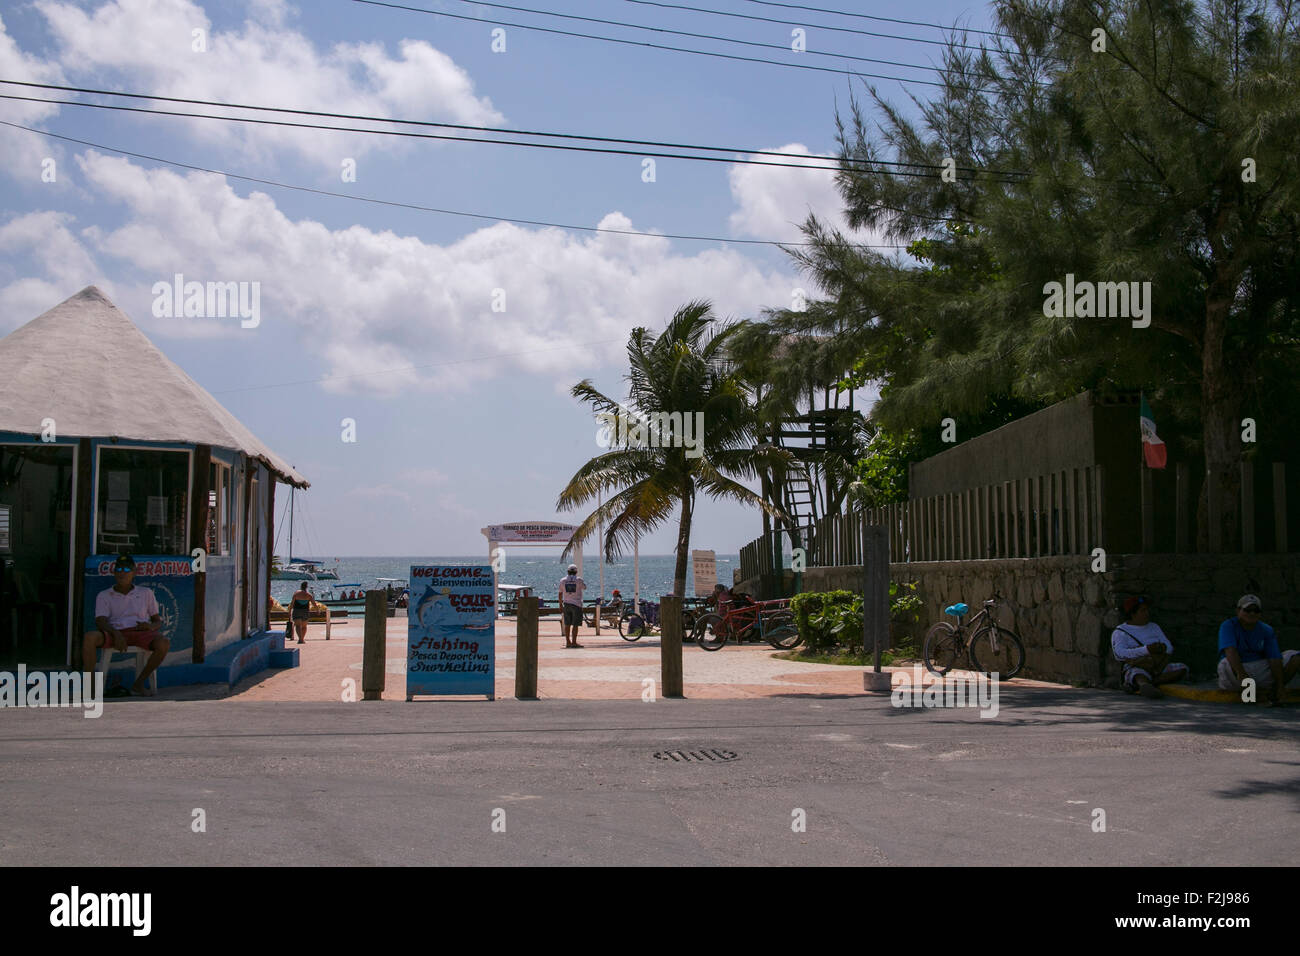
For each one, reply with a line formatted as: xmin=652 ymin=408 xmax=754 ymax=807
xmin=1217 ymin=594 xmax=1300 ymax=705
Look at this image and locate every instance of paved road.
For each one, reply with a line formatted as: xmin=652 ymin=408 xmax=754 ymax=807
xmin=2 ymin=688 xmax=1297 ymax=866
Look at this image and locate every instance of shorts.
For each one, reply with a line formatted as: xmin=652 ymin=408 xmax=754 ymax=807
xmin=562 ymin=603 xmax=583 ymax=627
xmin=101 ymin=628 xmax=162 ymax=651
xmin=1218 ymin=649 xmax=1300 ymax=689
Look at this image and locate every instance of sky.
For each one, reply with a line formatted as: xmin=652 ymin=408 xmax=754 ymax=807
xmin=0 ymin=0 xmax=1000 ymax=555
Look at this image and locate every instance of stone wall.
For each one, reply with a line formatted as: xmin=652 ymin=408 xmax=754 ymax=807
xmin=734 ymin=553 xmax=1300 ymax=686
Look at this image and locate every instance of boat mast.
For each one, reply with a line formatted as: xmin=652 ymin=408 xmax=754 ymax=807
xmin=289 ymin=485 xmax=294 ymax=561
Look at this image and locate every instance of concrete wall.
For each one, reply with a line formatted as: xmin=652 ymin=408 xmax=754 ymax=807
xmin=907 ymin=391 xmax=1142 ymax=552
xmin=736 ymin=553 xmax=1300 ymax=686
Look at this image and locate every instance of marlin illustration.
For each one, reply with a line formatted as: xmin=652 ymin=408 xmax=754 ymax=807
xmin=415 ymin=584 xmax=450 ymax=628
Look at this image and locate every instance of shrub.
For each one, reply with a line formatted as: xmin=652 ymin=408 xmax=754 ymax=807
xmin=792 ymin=581 xmax=925 ymax=651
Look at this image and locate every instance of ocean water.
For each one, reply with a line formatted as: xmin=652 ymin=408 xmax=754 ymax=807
xmin=272 ymin=554 xmax=739 ymax=603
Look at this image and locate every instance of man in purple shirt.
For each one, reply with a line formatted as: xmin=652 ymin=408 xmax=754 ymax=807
xmin=1218 ymin=594 xmax=1300 ymax=705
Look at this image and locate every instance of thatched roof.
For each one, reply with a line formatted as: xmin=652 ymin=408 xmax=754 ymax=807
xmin=0 ymin=286 xmax=307 ymax=487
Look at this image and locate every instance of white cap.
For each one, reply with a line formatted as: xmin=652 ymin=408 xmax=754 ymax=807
xmin=1237 ymin=594 xmax=1262 ymax=610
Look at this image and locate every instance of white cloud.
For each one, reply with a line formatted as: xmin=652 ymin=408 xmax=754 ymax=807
xmin=31 ymin=0 xmax=503 ymax=172
xmin=3 ymin=151 xmax=799 ymax=394
xmin=0 ymin=14 xmax=69 ymax=178
xmin=728 ymin=143 xmax=886 ymax=248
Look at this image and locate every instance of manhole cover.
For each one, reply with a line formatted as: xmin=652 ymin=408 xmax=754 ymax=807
xmin=653 ymin=749 xmax=738 ymax=762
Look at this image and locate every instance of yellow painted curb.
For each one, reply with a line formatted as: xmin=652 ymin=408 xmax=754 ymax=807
xmin=1159 ymin=684 xmax=1300 ymax=704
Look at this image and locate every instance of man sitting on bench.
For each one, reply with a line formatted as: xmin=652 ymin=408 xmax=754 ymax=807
xmin=82 ymin=553 xmax=170 ymax=696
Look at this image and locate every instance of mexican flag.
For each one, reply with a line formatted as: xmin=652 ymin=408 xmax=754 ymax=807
xmin=1139 ymin=394 xmax=1167 ymax=469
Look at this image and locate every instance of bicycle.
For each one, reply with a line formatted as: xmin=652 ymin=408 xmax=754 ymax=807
xmin=585 ymin=597 xmax=625 ymax=636
xmin=621 ymin=600 xmax=699 ymax=642
xmin=693 ymin=598 xmax=799 ymax=651
xmin=922 ymin=592 xmax=1025 ymax=679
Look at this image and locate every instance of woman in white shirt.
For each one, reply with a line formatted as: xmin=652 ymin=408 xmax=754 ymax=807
xmin=1110 ymin=595 xmax=1189 ymax=698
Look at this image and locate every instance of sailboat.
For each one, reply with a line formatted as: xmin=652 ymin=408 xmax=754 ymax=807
xmin=271 ymin=485 xmax=339 ymax=580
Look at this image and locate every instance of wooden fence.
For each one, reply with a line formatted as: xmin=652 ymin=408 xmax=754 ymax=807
xmin=739 ymin=461 xmax=1292 ymax=579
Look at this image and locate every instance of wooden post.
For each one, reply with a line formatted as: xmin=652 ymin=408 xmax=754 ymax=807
xmin=1029 ymin=478 xmax=1040 ymax=561
xmin=265 ymin=478 xmax=275 ymax=631
xmin=1175 ymin=463 xmax=1190 ymax=553
xmin=998 ymin=486 xmax=1008 ymax=561
xmin=1001 ymin=483 xmax=1011 ymax=559
xmin=1140 ymin=466 xmax=1154 ymax=553
xmin=362 ymin=589 xmax=387 ymax=701
xmin=190 ymin=444 xmax=211 ymax=663
xmin=1009 ymin=482 xmax=1019 ymax=558
xmin=1274 ymin=463 xmax=1288 ymax=553
xmin=660 ymin=594 xmax=683 ymax=698
xmin=1241 ymin=460 xmax=1255 ymax=554
xmin=1094 ymin=466 xmax=1106 ymax=553
xmin=863 ymin=524 xmax=890 ymax=682
xmin=1076 ymin=468 xmax=1086 ymax=556
xmin=515 ymin=596 xmax=538 ymax=699
xmin=240 ymin=462 xmax=253 ymax=637
xmin=1067 ymin=469 xmax=1078 ymax=554
xmin=71 ymin=438 xmax=93 ymax=667
xmin=1208 ymin=470 xmax=1222 ymax=552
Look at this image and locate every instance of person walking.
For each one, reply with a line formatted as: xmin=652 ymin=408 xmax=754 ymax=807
xmin=290 ymin=581 xmax=312 ymax=645
xmin=558 ymin=563 xmax=586 ymax=649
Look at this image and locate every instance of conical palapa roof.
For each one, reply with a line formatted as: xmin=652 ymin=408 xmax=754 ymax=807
xmin=0 ymin=286 xmax=306 ymax=486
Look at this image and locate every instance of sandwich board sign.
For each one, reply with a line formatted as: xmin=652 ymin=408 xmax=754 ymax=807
xmin=692 ymin=549 xmax=717 ymax=597
xmin=407 ymin=564 xmax=495 ymax=700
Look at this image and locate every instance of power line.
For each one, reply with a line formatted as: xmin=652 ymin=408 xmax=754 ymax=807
xmin=0 ymin=120 xmax=916 ymax=247
xmin=0 ymin=79 xmax=1021 ymax=179
xmin=737 ymin=0 xmax=1009 ymax=39
xmin=431 ymin=0 xmax=952 ymax=74
xmin=350 ymin=0 xmax=958 ymax=88
xmin=624 ymin=0 xmax=1035 ymax=57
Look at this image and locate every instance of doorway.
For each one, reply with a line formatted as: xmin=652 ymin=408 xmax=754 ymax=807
xmin=0 ymin=444 xmax=75 ymax=669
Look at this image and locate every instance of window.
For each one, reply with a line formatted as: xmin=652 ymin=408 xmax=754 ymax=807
xmin=96 ymin=448 xmax=189 ymax=555
xmin=207 ymin=462 xmax=237 ymax=556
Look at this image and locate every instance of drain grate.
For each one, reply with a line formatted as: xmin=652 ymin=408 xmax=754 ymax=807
xmin=653 ymin=748 xmax=738 ymax=762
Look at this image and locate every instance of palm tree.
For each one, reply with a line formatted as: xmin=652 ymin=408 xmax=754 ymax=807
xmin=557 ymin=300 xmax=789 ymax=597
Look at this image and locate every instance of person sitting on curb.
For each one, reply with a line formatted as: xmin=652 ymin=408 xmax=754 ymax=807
xmin=1217 ymin=594 xmax=1300 ymax=706
xmin=1110 ymin=595 xmax=1188 ymax=699
xmin=81 ymin=553 xmax=170 ymax=696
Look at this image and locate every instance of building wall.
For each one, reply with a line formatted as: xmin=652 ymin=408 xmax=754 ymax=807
xmin=907 ymin=391 xmax=1142 ymax=551
xmin=735 ymin=553 xmax=1300 ymax=685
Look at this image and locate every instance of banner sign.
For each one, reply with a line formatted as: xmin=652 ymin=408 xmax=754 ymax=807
xmin=482 ymin=522 xmax=576 ymax=544
xmin=692 ymin=549 xmax=717 ymax=597
xmin=84 ymin=555 xmax=194 ymax=654
xmin=407 ymin=564 xmax=495 ymax=699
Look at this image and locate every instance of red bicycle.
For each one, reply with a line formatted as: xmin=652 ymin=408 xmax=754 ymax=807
xmin=693 ymin=597 xmax=799 ymax=651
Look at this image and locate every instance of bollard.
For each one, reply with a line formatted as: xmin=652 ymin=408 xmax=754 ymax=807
xmin=362 ymin=589 xmax=387 ymax=701
xmin=660 ymin=594 xmax=683 ymax=698
xmin=515 ymin=596 xmax=538 ymax=700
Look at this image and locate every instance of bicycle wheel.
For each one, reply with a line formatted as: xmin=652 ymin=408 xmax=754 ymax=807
xmin=969 ymin=625 xmax=1025 ymax=679
xmin=681 ymin=609 xmax=697 ymax=641
xmin=694 ymin=612 xmax=727 ymax=651
xmin=621 ymin=611 xmax=645 ymax=641
xmin=923 ymin=622 xmax=962 ymax=676
xmin=763 ymin=610 xmax=801 ymax=649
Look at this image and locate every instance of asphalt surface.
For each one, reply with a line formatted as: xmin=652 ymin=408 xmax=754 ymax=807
xmin=2 ymin=688 xmax=1297 ymax=866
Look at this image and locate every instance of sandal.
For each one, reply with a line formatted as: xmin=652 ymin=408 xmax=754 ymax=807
xmin=1137 ymin=682 xmax=1163 ymax=699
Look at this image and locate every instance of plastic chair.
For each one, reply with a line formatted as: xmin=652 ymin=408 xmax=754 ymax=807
xmin=98 ymin=643 xmax=158 ymax=695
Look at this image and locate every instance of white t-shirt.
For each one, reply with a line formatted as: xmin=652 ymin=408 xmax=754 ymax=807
xmin=559 ymin=575 xmax=586 ymax=606
xmin=1110 ymin=621 xmax=1172 ymax=661
xmin=95 ymin=585 xmax=160 ymax=631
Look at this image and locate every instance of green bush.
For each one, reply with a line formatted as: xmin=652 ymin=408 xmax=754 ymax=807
xmin=790 ymin=590 xmax=856 ymax=650
xmin=791 ymin=582 xmax=924 ymax=651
